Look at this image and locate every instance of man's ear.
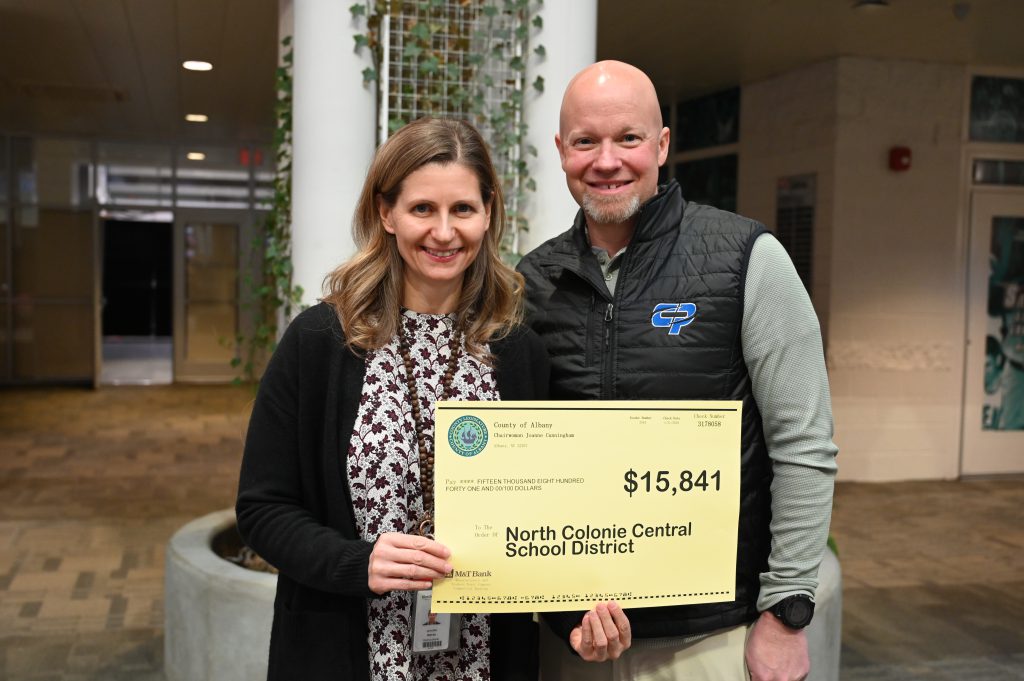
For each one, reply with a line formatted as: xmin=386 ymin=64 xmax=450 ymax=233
xmin=657 ymin=126 xmax=670 ymax=167
xmin=377 ymin=195 xmax=395 ymax=234
xmin=555 ymin=132 xmax=567 ymax=168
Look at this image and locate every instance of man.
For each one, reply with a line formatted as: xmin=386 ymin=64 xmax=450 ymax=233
xmin=517 ymin=60 xmax=838 ymax=681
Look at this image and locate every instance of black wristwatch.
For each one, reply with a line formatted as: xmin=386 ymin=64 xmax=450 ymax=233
xmin=769 ymin=595 xmax=814 ymax=629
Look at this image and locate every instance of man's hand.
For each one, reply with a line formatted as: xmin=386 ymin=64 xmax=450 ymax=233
xmin=745 ymin=610 xmax=810 ymax=681
xmin=569 ymin=601 xmax=631 ymax=662
xmin=367 ymin=532 xmax=452 ymax=595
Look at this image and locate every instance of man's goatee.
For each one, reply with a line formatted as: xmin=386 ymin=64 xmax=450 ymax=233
xmin=582 ymin=193 xmax=641 ymax=227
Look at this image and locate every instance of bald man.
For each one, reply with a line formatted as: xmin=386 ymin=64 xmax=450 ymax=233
xmin=517 ymin=61 xmax=838 ymax=681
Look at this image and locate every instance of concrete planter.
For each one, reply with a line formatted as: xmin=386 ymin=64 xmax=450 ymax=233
xmin=164 ymin=510 xmax=841 ymax=681
xmin=807 ymin=549 xmax=842 ymax=681
xmin=164 ymin=509 xmax=276 ymax=681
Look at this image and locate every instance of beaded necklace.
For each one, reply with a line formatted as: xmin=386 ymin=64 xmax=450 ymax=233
xmin=397 ymin=316 xmax=463 ymax=537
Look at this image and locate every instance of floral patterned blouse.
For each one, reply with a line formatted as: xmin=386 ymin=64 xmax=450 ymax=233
xmin=347 ymin=310 xmax=499 ymax=681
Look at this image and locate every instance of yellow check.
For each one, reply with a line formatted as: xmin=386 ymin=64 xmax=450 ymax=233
xmin=431 ymin=400 xmax=741 ymax=613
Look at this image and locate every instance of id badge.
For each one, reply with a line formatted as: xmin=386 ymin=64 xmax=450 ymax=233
xmin=411 ymin=589 xmax=461 ymax=654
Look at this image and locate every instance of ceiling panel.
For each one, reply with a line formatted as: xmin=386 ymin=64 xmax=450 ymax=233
xmin=123 ymin=0 xmax=180 ymax=139
xmin=0 ymin=0 xmax=276 ymax=142
xmin=176 ymin=0 xmax=240 ymax=144
xmin=0 ymin=0 xmax=99 ymax=83
xmin=173 ymin=0 xmax=276 ymax=144
xmin=0 ymin=0 xmax=1021 ymax=144
xmin=967 ymin=0 xmax=1024 ymax=64
xmin=597 ymin=0 xmax=1024 ymax=103
xmin=71 ymin=0 xmax=155 ymax=137
xmin=208 ymin=0 xmax=277 ymax=144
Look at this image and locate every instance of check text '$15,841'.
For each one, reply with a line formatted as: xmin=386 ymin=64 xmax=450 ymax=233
xmin=623 ymin=469 xmax=722 ymax=497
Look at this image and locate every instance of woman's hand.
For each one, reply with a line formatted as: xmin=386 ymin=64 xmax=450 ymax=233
xmin=569 ymin=601 xmax=632 ymax=662
xmin=368 ymin=532 xmax=453 ymax=595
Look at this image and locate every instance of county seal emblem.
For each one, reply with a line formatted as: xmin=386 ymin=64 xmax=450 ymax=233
xmin=448 ymin=415 xmax=488 ymax=457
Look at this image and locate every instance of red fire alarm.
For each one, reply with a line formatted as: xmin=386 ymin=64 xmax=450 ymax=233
xmin=889 ymin=146 xmax=911 ymax=172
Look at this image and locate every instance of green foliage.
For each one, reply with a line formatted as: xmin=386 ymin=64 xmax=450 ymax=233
xmin=233 ymin=39 xmax=305 ymax=385
xmin=237 ymin=3 xmax=547 ymax=379
xmin=351 ymin=0 xmax=544 ymax=262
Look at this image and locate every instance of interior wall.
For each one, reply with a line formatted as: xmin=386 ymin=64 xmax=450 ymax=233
xmin=826 ymin=57 xmax=967 ymax=481
xmin=738 ymin=59 xmax=838 ymax=338
xmin=13 ymin=208 xmax=95 ymax=380
xmin=740 ymin=56 xmax=969 ymax=481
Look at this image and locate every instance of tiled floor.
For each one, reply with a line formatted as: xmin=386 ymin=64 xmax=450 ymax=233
xmin=832 ymin=479 xmax=1024 ymax=680
xmin=1 ymin=385 xmax=1022 ymax=680
xmin=0 ymin=386 xmax=251 ymax=681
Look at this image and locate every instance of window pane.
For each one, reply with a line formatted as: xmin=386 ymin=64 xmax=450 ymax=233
xmin=176 ymin=147 xmax=252 ymax=210
xmin=675 ymin=154 xmax=738 ymax=213
xmin=776 ymin=174 xmax=817 ymax=295
xmin=970 ymin=76 xmax=1024 ymax=144
xmin=184 ymin=221 xmax=238 ymax=362
xmin=973 ymin=159 xmax=1024 ymax=186
xmin=97 ymin=143 xmax=173 ymax=207
xmin=12 ymin=137 xmax=36 ymax=204
xmin=984 ymin=217 xmax=1024 ymax=430
xmin=35 ymin=138 xmax=94 ymax=208
xmin=675 ymin=88 xmax=740 ymax=153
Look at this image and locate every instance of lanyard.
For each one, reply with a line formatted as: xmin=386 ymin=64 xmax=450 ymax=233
xmin=396 ymin=318 xmax=463 ymax=537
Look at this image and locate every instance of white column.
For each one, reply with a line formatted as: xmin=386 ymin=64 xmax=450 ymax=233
xmin=289 ymin=0 xmax=376 ymax=306
xmin=521 ymin=0 xmax=597 ymax=253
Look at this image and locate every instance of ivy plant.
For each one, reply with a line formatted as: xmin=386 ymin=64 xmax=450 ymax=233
xmin=235 ymin=3 xmax=543 ymax=380
xmin=351 ymin=0 xmax=544 ymax=262
xmin=233 ymin=36 xmax=304 ymax=384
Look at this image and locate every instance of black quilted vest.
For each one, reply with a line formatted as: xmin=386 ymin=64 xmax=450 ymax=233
xmin=518 ymin=180 xmax=771 ymax=638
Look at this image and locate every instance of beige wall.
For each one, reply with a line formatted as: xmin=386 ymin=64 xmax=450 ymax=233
xmin=12 ymin=209 xmax=96 ymax=380
xmin=740 ymin=57 xmax=969 ymax=481
xmin=828 ymin=57 xmax=966 ymax=481
xmin=739 ymin=59 xmax=838 ymax=337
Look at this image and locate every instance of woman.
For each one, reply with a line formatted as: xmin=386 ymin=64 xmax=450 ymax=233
xmin=236 ymin=118 xmax=549 ymax=681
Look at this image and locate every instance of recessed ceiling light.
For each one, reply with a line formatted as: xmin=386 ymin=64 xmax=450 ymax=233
xmin=185 ymin=114 xmax=209 ymax=123
xmin=183 ymin=60 xmax=213 ymax=71
xmin=186 ymin=152 xmax=206 ymax=161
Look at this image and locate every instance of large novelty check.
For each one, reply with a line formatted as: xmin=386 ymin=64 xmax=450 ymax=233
xmin=431 ymin=400 xmax=741 ymax=614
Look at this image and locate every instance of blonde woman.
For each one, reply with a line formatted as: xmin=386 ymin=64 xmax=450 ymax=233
xmin=238 ymin=118 xmax=560 ymax=681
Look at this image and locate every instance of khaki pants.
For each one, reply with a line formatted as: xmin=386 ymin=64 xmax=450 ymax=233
xmin=539 ymin=618 xmax=750 ymax=681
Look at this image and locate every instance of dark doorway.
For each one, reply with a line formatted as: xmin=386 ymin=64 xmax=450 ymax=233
xmin=102 ymin=220 xmax=172 ymax=336
xmin=100 ymin=219 xmax=173 ymax=385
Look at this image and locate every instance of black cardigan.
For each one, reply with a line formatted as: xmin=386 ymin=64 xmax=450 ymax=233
xmin=237 ymin=303 xmax=549 ymax=681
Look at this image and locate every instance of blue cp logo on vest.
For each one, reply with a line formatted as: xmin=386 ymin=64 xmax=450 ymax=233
xmin=651 ymin=303 xmax=697 ymax=335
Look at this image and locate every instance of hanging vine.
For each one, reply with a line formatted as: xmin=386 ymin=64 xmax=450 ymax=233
xmin=233 ymin=36 xmax=304 ymax=384
xmin=234 ymin=4 xmax=542 ymax=379
xmin=351 ymin=0 xmax=544 ymax=261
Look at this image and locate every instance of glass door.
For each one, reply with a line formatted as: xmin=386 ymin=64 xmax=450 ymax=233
xmin=173 ymin=209 xmax=248 ymax=382
xmin=961 ymin=189 xmax=1024 ymax=474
